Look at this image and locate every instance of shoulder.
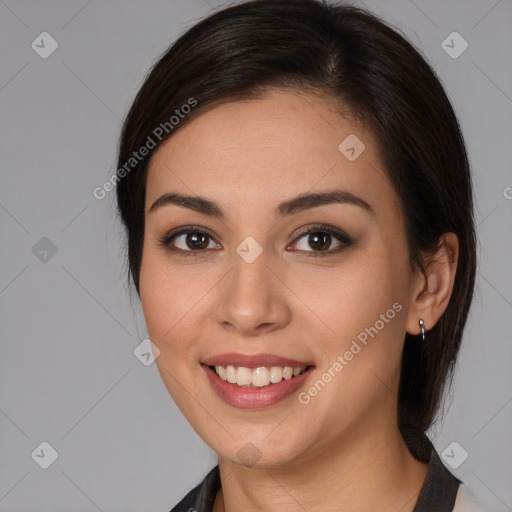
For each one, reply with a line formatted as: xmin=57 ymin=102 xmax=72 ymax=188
xmin=453 ymin=484 xmax=492 ymax=512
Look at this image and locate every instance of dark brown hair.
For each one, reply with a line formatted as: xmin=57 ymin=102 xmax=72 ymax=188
xmin=115 ymin=0 xmax=477 ymax=459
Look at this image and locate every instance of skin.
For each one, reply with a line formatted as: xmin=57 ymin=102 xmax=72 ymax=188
xmin=139 ymin=90 xmax=459 ymax=512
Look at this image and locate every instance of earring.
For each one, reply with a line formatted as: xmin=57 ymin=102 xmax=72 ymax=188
xmin=419 ymin=319 xmax=426 ymax=341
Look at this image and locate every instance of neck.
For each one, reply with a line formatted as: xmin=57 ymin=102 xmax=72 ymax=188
xmin=213 ymin=417 xmax=428 ymax=512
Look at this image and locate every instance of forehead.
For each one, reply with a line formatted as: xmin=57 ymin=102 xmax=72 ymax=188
xmin=145 ymin=90 xmax=396 ymax=222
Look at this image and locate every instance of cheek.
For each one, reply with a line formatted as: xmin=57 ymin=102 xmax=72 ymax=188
xmin=139 ymin=250 xmax=204 ymax=413
xmin=291 ymin=250 xmax=399 ymax=337
xmin=139 ymin=248 xmax=184 ymax=356
xmin=139 ymin=247 xmax=216 ymax=363
xmin=290 ymin=248 xmax=407 ymax=400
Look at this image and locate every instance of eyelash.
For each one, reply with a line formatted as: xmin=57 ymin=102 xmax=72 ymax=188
xmin=158 ymin=223 xmax=352 ymax=258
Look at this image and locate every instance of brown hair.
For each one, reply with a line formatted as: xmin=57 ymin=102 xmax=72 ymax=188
xmin=115 ymin=0 xmax=477 ymax=459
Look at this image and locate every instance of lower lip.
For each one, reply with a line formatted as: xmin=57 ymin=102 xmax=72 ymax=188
xmin=201 ymin=363 xmax=315 ymax=409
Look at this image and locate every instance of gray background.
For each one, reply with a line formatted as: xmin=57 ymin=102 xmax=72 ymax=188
xmin=0 ymin=0 xmax=511 ymax=511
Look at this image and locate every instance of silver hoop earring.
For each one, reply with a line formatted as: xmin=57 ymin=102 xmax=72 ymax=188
xmin=419 ymin=319 xmax=426 ymax=341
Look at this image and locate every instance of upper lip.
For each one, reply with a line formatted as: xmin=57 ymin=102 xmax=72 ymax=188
xmin=202 ymin=353 xmax=314 ymax=369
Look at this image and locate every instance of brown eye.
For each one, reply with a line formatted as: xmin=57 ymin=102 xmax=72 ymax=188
xmin=309 ymin=232 xmax=333 ymax=251
xmin=294 ymin=231 xmax=341 ymax=252
xmin=288 ymin=224 xmax=352 ymax=256
xmin=159 ymin=227 xmax=221 ymax=257
xmin=169 ymin=231 xmax=217 ymax=251
xmin=182 ymin=232 xmax=210 ymax=250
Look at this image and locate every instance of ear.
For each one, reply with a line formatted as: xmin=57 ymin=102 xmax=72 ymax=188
xmin=406 ymin=232 xmax=459 ymax=336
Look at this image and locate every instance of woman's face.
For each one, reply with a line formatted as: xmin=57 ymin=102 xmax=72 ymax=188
xmin=140 ymin=90 xmax=422 ymax=468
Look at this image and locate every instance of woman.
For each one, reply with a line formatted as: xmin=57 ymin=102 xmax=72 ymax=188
xmin=115 ymin=1 xmax=484 ymax=510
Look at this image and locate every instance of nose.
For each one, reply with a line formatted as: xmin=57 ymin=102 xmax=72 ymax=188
xmin=214 ymin=252 xmax=291 ymax=337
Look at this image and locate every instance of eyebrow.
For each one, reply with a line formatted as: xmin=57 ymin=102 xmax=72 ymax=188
xmin=148 ymin=189 xmax=375 ymax=219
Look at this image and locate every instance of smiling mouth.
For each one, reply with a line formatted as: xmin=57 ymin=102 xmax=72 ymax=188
xmin=207 ymin=364 xmax=314 ymax=388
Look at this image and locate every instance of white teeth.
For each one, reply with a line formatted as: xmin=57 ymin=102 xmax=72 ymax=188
xmin=270 ymin=366 xmax=283 ymax=383
xmin=252 ymin=367 xmax=270 ymax=387
xmin=214 ymin=365 xmax=307 ymax=387
xmin=226 ymin=365 xmax=237 ymax=383
xmin=216 ymin=366 xmax=227 ymax=381
xmin=236 ymin=367 xmax=252 ymax=386
xmin=282 ymin=366 xmax=293 ymax=380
